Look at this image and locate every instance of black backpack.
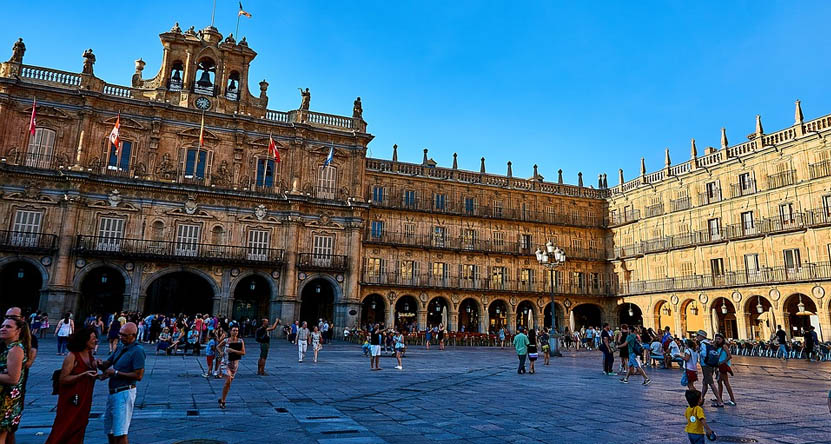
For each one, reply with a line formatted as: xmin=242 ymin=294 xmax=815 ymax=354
xmin=703 ymin=343 xmax=720 ymax=367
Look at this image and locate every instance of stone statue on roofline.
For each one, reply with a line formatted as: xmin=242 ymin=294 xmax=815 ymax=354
xmin=353 ymin=97 xmax=363 ymax=119
xmin=298 ymin=88 xmax=310 ymax=110
xmin=10 ymin=38 xmax=25 ymax=63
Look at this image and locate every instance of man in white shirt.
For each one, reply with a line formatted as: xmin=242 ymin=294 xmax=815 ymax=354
xmin=295 ymin=321 xmax=310 ymax=362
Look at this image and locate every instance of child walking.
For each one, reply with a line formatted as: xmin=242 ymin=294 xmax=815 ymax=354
xmin=684 ymin=389 xmax=715 ymax=443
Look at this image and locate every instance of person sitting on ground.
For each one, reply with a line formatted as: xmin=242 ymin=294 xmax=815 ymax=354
xmin=667 ymin=337 xmax=683 ymax=369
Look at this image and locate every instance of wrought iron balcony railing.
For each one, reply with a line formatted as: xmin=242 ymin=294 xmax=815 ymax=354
xmin=0 ymin=230 xmax=58 ymax=253
xmin=297 ymin=253 xmax=349 ymax=272
xmin=360 ymin=271 xmax=613 ymax=296
xmin=766 ymin=170 xmax=797 ymax=190
xmin=74 ymin=235 xmax=284 ymax=265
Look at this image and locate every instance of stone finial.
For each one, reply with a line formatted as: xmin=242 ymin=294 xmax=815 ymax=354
xmin=9 ymin=38 xmax=25 ymax=64
xmin=392 ymin=144 xmax=398 ymax=162
xmin=507 ymin=161 xmax=512 ymax=177
xmin=755 ymin=114 xmax=763 ymax=136
xmin=452 ymin=153 xmax=458 ymax=169
xmin=533 ymin=164 xmax=539 ymax=179
xmin=794 ymin=99 xmax=804 ymax=125
xmin=258 ymin=80 xmax=269 ymax=100
xmin=134 ymin=58 xmax=145 ymax=73
xmin=618 ymin=169 xmax=624 ymax=185
xmin=82 ymin=49 xmax=96 ymax=75
xmin=422 ymin=149 xmax=429 ymax=165
xmin=720 ymin=128 xmax=728 ymax=149
xmin=598 ymin=174 xmax=603 ymax=188
xmin=557 ymin=169 xmax=563 ymax=184
xmin=480 ymin=157 xmax=486 ymax=174
xmin=640 ymin=157 xmax=646 ymax=176
xmin=664 ymin=148 xmax=671 ymax=168
xmin=690 ymin=138 xmax=698 ymax=158
xmin=577 ymin=172 xmax=583 ymax=187
xmin=603 ymin=174 xmax=608 ymax=189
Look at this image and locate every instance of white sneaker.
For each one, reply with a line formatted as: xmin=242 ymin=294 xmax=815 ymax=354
xmin=395 ymin=365 xmax=402 ymax=370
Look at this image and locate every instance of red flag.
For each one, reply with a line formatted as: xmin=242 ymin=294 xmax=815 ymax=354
xmin=238 ymin=2 xmax=252 ymax=17
xmin=199 ymin=112 xmax=205 ymax=147
xmin=268 ymin=134 xmax=280 ymax=162
xmin=28 ymin=98 xmax=37 ymax=135
xmin=109 ymin=113 xmax=121 ymax=152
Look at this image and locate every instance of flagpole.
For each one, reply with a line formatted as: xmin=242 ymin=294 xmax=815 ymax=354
xmin=235 ymin=14 xmax=240 ymax=38
xmin=211 ymin=0 xmax=217 ymax=27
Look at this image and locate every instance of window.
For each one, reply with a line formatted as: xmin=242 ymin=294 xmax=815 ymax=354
xmin=520 ymin=268 xmax=534 ymax=290
xmin=25 ymin=128 xmax=56 ymax=168
xmin=434 ymin=193 xmax=446 ymax=210
xmin=403 ymin=223 xmax=415 ymax=239
xmin=370 ymin=221 xmax=384 ymax=239
xmin=433 ymin=226 xmax=446 ymax=247
xmin=367 ymin=258 xmax=384 ymax=278
xmin=590 ymin=272 xmax=600 ymax=289
xmin=185 ymin=149 xmax=207 ymax=179
xmin=175 ymin=224 xmax=201 ymax=256
xmin=705 ymin=181 xmax=720 ymax=201
xmin=462 ymin=264 xmax=478 ymax=287
xmin=744 ymin=254 xmax=760 ymax=281
xmin=97 ymin=217 xmax=125 ymax=251
xmin=255 ymin=158 xmax=275 ymax=187
xmin=491 ymin=266 xmax=506 ymax=289
xmin=494 ymin=201 xmax=503 ymax=217
xmin=783 ymin=249 xmax=801 ymax=271
xmin=493 ymin=231 xmax=505 ymax=247
xmin=710 ymin=258 xmax=724 ymax=277
xmin=521 ymin=202 xmax=528 ymax=220
xmin=738 ymin=172 xmax=753 ymax=194
xmin=741 ymin=211 xmax=755 ymax=234
xmin=11 ymin=210 xmax=42 ymax=247
xmin=312 ymin=235 xmax=334 ymax=267
xmin=572 ymin=272 xmax=585 ymax=289
xmin=779 ymin=203 xmax=794 ymax=224
xmin=372 ymin=186 xmax=384 ymax=202
xmin=680 ymin=263 xmax=694 ymax=276
xmin=400 ymin=260 xmax=416 ymax=282
xmin=317 ymin=166 xmax=336 ymax=199
xmin=520 ymin=234 xmax=531 ymax=251
xmin=571 ymin=238 xmax=582 ymax=250
xmin=464 ymin=197 xmax=475 ymax=215
xmin=462 ymin=229 xmax=476 ymax=249
xmin=431 ymin=262 xmax=448 ymax=284
xmin=823 ymin=195 xmax=831 ymax=218
xmin=403 ymin=190 xmax=416 ymax=208
xmin=247 ymin=229 xmax=270 ymax=261
xmin=546 ymin=206 xmax=556 ymax=223
xmin=707 ymin=218 xmax=721 ymax=239
xmin=107 ymin=140 xmax=132 ymax=172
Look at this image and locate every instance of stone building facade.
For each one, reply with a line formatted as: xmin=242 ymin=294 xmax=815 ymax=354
xmin=2 ymin=25 xmax=829 ymax=340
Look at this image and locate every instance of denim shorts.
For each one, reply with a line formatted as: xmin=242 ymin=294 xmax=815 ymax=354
xmin=688 ymin=432 xmax=705 ymax=444
xmin=104 ymin=387 xmax=137 ymax=437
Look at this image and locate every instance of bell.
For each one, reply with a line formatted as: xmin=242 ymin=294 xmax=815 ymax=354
xmin=171 ymin=68 xmax=182 ymax=82
xmin=197 ymin=70 xmax=212 ymax=88
xmin=227 ymin=79 xmax=237 ymax=92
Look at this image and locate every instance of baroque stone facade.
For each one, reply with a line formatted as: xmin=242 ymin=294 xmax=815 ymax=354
xmin=2 ymin=25 xmax=829 ymax=340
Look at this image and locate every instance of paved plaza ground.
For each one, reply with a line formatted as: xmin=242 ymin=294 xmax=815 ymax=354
xmin=13 ymin=338 xmax=831 ymax=443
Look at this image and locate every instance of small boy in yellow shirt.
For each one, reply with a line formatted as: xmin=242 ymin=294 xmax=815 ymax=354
xmin=685 ymin=389 xmax=715 ymax=443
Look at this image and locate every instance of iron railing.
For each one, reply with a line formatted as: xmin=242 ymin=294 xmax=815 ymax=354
xmin=766 ymin=170 xmax=797 ymax=190
xmin=297 ymin=253 xmax=349 ymax=272
xmin=360 ymin=271 xmax=613 ymax=296
xmin=74 ymin=235 xmax=284 ymax=265
xmin=0 ymin=230 xmax=58 ymax=253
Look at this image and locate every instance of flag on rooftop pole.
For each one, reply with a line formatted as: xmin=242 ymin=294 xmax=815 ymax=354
xmin=108 ymin=113 xmax=121 ymax=153
xmin=268 ymin=133 xmax=280 ymax=162
xmin=29 ymin=97 xmax=37 ymax=135
xmin=323 ymin=144 xmax=334 ymax=168
xmin=238 ymin=2 xmax=252 ymax=17
xmin=199 ymin=111 xmax=205 ymax=147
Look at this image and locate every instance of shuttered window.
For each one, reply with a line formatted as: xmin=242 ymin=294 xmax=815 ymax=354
xmin=11 ymin=210 xmax=42 ymax=247
xmin=312 ymin=235 xmax=334 ymax=267
xmin=26 ymin=128 xmax=56 ymax=168
xmin=175 ymin=224 xmax=201 ymax=256
xmin=97 ymin=217 xmax=125 ymax=251
xmin=247 ymin=229 xmax=270 ymax=261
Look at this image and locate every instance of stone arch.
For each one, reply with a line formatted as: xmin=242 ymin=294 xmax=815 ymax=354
xmin=679 ymin=298 xmax=706 ymax=338
xmin=571 ymin=302 xmax=603 ymax=330
xmin=394 ymin=294 xmax=419 ymax=329
xmin=0 ymin=256 xmax=49 ymax=291
xmin=543 ymin=301 xmax=566 ymax=332
xmin=297 ymin=273 xmax=343 ymax=303
xmin=487 ymin=298 xmax=510 ymax=332
xmin=653 ymin=299 xmax=675 ymax=333
xmin=458 ymin=297 xmax=480 ymax=332
xmin=515 ymin=299 xmax=537 ymax=330
xmin=361 ymin=293 xmax=387 ymax=328
xmin=783 ymin=292 xmax=819 ymax=340
xmin=617 ymin=301 xmax=643 ymax=327
xmin=0 ymin=256 xmax=49 ymax=314
xmin=73 ymin=262 xmax=131 ymax=321
xmin=744 ymin=294 xmax=774 ymax=340
xmin=72 ymin=261 xmax=132 ymax=294
xmin=229 ymin=271 xmax=275 ymax=322
xmin=711 ymin=297 xmax=737 ymax=338
xmin=140 ymin=266 xmax=220 ymax=297
xmin=426 ymin=296 xmax=451 ymax=328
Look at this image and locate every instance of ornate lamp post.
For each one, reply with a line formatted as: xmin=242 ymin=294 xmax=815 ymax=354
xmin=535 ymin=240 xmax=566 ymax=357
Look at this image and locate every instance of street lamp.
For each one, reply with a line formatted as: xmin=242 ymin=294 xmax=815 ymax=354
xmin=756 ymin=296 xmax=764 ymax=314
xmin=250 ymin=280 xmax=256 ymax=291
xmin=721 ymin=300 xmax=728 ymax=315
xmin=101 ymin=273 xmax=108 ymax=284
xmin=535 ymin=240 xmax=566 ymax=357
xmin=628 ymin=303 xmax=634 ymax=318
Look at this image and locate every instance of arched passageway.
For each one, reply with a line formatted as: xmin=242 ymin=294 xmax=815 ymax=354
xmin=543 ymin=302 xmax=565 ymax=332
xmin=572 ymin=304 xmax=602 ymax=330
xmin=784 ymin=293 xmax=819 ymax=340
xmin=0 ymin=261 xmax=42 ymax=314
xmin=394 ymin=295 xmax=418 ymax=330
xmin=145 ymin=271 xmax=214 ymax=315
xmin=745 ymin=295 xmax=774 ymax=341
xmin=361 ymin=294 xmax=385 ymax=328
xmin=680 ymin=299 xmax=706 ymax=339
xmin=515 ymin=301 xmax=536 ymax=330
xmin=711 ymin=297 xmax=737 ymax=339
xmin=232 ymin=274 xmax=271 ymax=322
xmin=427 ymin=297 xmax=449 ymax=328
xmin=618 ymin=303 xmax=643 ymax=327
xmin=458 ymin=298 xmax=479 ymax=332
xmin=655 ymin=300 xmax=675 ymax=334
xmin=299 ymin=278 xmax=335 ymax=327
xmin=78 ymin=266 xmax=125 ymax=322
xmin=488 ymin=300 xmax=508 ymax=332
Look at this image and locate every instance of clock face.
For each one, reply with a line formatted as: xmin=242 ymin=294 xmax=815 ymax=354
xmin=195 ymin=97 xmax=211 ymax=110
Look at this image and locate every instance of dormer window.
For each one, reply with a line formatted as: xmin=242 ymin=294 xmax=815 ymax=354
xmin=194 ymin=58 xmax=216 ymax=95
xmin=169 ymin=61 xmax=184 ymax=91
xmin=226 ymin=71 xmax=240 ymax=101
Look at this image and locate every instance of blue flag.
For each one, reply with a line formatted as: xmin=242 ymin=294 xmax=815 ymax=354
xmin=323 ymin=145 xmax=334 ymax=167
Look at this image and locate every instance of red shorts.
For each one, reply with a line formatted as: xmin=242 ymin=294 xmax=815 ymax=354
xmin=686 ymin=370 xmax=698 ymax=382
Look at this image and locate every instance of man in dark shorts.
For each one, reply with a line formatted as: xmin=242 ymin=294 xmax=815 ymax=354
xmin=697 ymin=330 xmax=724 ymax=408
xmin=255 ymin=318 xmax=280 ymax=375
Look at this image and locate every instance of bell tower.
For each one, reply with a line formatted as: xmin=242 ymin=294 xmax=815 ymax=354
xmin=131 ymin=23 xmax=269 ymax=116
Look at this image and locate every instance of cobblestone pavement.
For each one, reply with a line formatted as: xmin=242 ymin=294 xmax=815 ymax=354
xmin=14 ymin=338 xmax=831 ymax=443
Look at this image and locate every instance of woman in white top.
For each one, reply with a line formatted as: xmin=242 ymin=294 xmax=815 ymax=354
xmin=311 ymin=326 xmax=322 ymax=363
xmin=55 ymin=313 xmax=73 ymax=356
xmin=683 ymin=339 xmax=699 ymax=390
xmin=393 ymin=330 xmax=405 ymax=370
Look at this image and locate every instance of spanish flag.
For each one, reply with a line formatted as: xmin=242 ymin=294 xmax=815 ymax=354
xmin=268 ymin=134 xmax=280 ymax=162
xmin=199 ymin=112 xmax=205 ymax=147
xmin=238 ymin=2 xmax=251 ymax=18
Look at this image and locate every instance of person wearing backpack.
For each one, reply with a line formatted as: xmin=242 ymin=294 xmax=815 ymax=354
xmin=620 ymin=326 xmax=650 ymax=385
xmin=695 ymin=330 xmax=724 ymax=408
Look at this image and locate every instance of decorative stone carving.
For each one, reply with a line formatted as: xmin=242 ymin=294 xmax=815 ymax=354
xmin=353 ymin=97 xmax=362 ymax=118
xmin=812 ymin=285 xmax=825 ymax=299
xmin=9 ymin=38 xmax=25 ymax=63
xmin=509 ymin=296 xmax=517 ymax=306
xmin=155 ymin=153 xmax=176 ymax=180
xmin=671 ymin=294 xmax=679 ymax=305
xmin=299 ymin=87 xmax=310 ymax=110
xmin=184 ymin=195 xmax=198 ymax=215
xmin=698 ymin=292 xmax=708 ymax=304
xmin=22 ymin=183 xmax=40 ymax=199
xmin=254 ymin=204 xmax=267 ymax=221
xmin=135 ymin=162 xmax=147 ymax=177
xmin=212 ymin=160 xmax=232 ymax=186
xmin=731 ymin=291 xmax=742 ymax=303
xmin=170 ymin=22 xmax=182 ymax=33
xmin=769 ymin=288 xmax=781 ymax=301
xmin=88 ymin=156 xmax=101 ymax=171
xmin=387 ymin=292 xmax=396 ymax=304
xmin=107 ymin=189 xmax=122 ymax=207
xmin=82 ymin=49 xmax=95 ymax=75
xmin=419 ymin=292 xmax=428 ymax=303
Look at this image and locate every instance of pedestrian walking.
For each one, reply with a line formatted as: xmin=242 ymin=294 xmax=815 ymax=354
xmin=513 ymin=327 xmax=529 ymax=374
xmin=684 ymin=389 xmax=716 ymax=443
xmin=55 ymin=313 xmax=73 ymax=356
xmin=540 ymin=328 xmax=551 ymax=365
xmin=203 ymin=331 xmax=217 ymax=378
xmin=394 ymin=330 xmax=405 ymax=370
xmin=218 ymin=326 xmax=245 ymax=409
xmin=0 ymin=317 xmax=29 ymax=444
xmin=311 ymin=326 xmax=322 ymax=363
xmin=214 ymin=328 xmax=227 ymax=378
xmin=425 ymin=326 xmax=432 ymax=350
xmin=255 ymin=318 xmax=280 ymax=375
xmin=369 ymin=324 xmax=382 ymax=370
xmin=616 ymin=324 xmax=630 ymax=374
xmin=527 ymin=329 xmax=538 ymax=374
xmin=696 ymin=330 xmax=724 ymax=408
xmin=438 ymin=324 xmax=446 ymax=350
xmin=295 ymin=321 xmax=310 ymax=362
xmin=804 ymin=326 xmax=818 ymax=361
xmin=775 ymin=325 xmax=788 ymax=360
xmin=289 ymin=321 xmax=298 ymax=343
xmin=683 ymin=339 xmax=699 ymax=390
xmin=498 ymin=326 xmax=506 ymax=349
xmin=99 ymin=322 xmax=145 ymax=444
xmin=620 ymin=326 xmax=650 ymax=385
xmin=714 ymin=333 xmax=736 ymax=406
xmin=600 ymin=323 xmax=615 ymax=375
xmin=46 ymin=327 xmax=99 ymax=443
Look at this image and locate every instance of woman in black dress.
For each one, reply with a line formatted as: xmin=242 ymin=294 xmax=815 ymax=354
xmin=219 ymin=326 xmax=245 ymax=409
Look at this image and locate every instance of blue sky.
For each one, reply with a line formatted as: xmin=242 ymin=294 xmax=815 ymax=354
xmin=4 ymin=1 xmax=831 ymax=185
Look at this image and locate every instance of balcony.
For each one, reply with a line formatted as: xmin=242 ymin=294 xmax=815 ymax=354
xmin=609 ymin=209 xmax=640 ymax=226
xmin=297 ymin=253 xmax=349 ymax=272
xmin=2 ymin=151 xmax=65 ymax=170
xmin=360 ymin=271 xmax=613 ymax=296
xmin=618 ymin=262 xmax=831 ymax=296
xmin=74 ymin=235 xmax=284 ymax=266
xmin=670 ymin=196 xmax=692 ymax=212
xmin=766 ymin=170 xmax=797 ymax=190
xmin=698 ymin=189 xmax=722 ymax=205
xmin=315 ymin=186 xmax=338 ymax=200
xmin=0 ymin=230 xmax=58 ymax=254
xmin=809 ymin=160 xmax=831 ymax=180
xmin=367 ymin=191 xmax=604 ymax=228
xmin=730 ymin=179 xmax=757 ymax=198
xmin=645 ymin=203 xmax=664 ymax=218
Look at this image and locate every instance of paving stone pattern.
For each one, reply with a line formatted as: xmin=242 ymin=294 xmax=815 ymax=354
xmin=14 ymin=338 xmax=831 ymax=443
